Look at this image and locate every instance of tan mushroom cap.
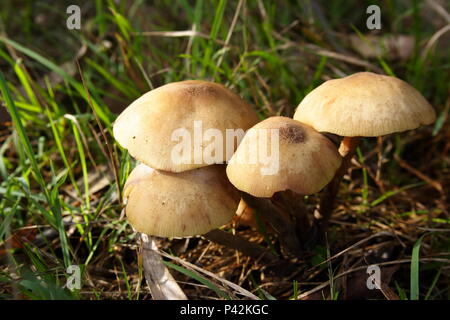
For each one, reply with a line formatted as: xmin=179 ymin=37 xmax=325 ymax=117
xmin=123 ymin=163 xmax=239 ymax=237
xmin=113 ymin=80 xmax=260 ymax=172
xmin=294 ymin=72 xmax=436 ymax=137
xmin=226 ymin=117 xmax=342 ymax=198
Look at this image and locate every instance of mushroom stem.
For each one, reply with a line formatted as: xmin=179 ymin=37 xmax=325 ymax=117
xmin=240 ymin=192 xmax=303 ymax=257
xmin=139 ymin=233 xmax=188 ymax=300
xmin=313 ymin=136 xmax=360 ymax=243
xmin=272 ymin=191 xmax=310 ymax=243
xmin=338 ymin=136 xmax=359 ymax=157
xmin=203 ymin=229 xmax=278 ymax=263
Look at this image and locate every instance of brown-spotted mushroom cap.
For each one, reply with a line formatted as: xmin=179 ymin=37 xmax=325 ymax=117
xmin=113 ymin=80 xmax=260 ymax=172
xmin=294 ymin=72 xmax=436 ymax=137
xmin=226 ymin=116 xmax=342 ymax=198
xmin=123 ymin=163 xmax=239 ymax=237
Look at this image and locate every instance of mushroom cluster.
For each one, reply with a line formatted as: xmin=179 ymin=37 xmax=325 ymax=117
xmin=114 ymin=72 xmax=435 ymax=259
xmin=114 ymin=80 xmax=259 ymax=237
xmin=229 ymin=72 xmax=434 ymax=254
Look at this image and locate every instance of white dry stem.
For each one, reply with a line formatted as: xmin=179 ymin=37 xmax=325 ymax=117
xmin=139 ymin=233 xmax=187 ymax=300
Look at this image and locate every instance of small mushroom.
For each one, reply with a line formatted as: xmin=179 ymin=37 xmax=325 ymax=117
xmin=294 ymin=72 xmax=435 ymax=144
xmin=113 ymin=80 xmax=260 ymax=173
xmin=226 ymin=116 xmax=342 ymax=255
xmin=124 ymin=163 xmax=276 ymax=263
xmin=124 ymin=163 xmax=239 ymax=237
xmin=226 ymin=116 xmax=342 ymax=198
xmin=293 ymin=72 xmax=436 ymax=240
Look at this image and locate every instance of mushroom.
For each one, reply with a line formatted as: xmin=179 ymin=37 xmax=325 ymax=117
xmin=293 ymin=72 xmax=436 ymax=241
xmin=113 ymin=80 xmax=260 ymax=172
xmin=123 ymin=163 xmax=239 ymax=237
xmin=226 ymin=116 xmax=342 ymax=255
xmin=226 ymin=116 xmax=342 ymax=198
xmin=124 ymin=163 xmax=276 ymax=262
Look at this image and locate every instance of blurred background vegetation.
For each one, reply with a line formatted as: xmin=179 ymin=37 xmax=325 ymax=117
xmin=0 ymin=0 xmax=448 ymax=300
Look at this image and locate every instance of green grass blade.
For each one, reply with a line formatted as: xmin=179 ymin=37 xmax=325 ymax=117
xmin=370 ymin=182 xmax=424 ymax=207
xmin=200 ymin=0 xmax=227 ymax=77
xmin=410 ymin=234 xmax=426 ymax=300
xmin=0 ymin=37 xmax=112 ymax=125
xmin=0 ymin=72 xmax=51 ymax=202
xmin=424 ymin=268 xmax=442 ymax=300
